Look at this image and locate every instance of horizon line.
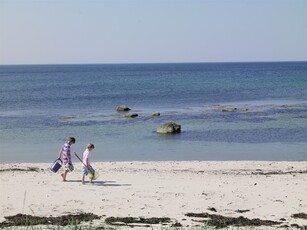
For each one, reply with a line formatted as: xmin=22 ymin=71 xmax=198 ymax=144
xmin=1 ymin=60 xmax=307 ymax=66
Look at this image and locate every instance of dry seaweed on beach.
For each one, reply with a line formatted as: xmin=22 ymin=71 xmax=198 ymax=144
xmin=0 ymin=167 xmax=40 ymax=173
xmin=251 ymin=169 xmax=307 ymax=176
xmin=292 ymin=213 xmax=307 ymax=220
xmin=0 ymin=213 xmax=100 ymax=228
xmin=185 ymin=212 xmax=282 ymax=228
xmin=105 ymin=216 xmax=171 ymax=227
xmin=235 ymin=209 xmax=250 ymax=213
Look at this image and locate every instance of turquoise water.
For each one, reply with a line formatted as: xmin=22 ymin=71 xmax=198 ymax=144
xmin=0 ymin=62 xmax=307 ymax=163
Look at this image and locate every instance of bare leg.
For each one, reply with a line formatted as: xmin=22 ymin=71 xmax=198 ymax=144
xmin=61 ymin=171 xmax=68 ymax=181
xmin=82 ymin=176 xmax=85 ymax=184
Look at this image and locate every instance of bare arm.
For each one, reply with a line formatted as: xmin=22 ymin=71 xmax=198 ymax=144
xmin=86 ymin=157 xmax=93 ymax=172
xmin=57 ymin=148 xmax=62 ymax=159
xmin=86 ymin=158 xmax=89 ymax=168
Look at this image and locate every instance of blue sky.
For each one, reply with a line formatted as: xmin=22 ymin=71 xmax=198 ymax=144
xmin=0 ymin=0 xmax=306 ymax=64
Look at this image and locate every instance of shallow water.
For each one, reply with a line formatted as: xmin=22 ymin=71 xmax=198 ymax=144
xmin=0 ymin=62 xmax=307 ymax=163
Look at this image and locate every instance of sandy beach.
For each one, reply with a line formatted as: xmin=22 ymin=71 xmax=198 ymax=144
xmin=0 ymin=161 xmax=306 ymax=229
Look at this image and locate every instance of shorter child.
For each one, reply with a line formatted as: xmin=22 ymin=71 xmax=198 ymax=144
xmin=82 ymin=143 xmax=95 ymax=184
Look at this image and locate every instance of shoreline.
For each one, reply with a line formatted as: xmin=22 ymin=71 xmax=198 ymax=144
xmin=1 ymin=161 xmax=306 ymax=229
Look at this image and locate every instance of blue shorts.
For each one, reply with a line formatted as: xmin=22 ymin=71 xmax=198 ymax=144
xmin=82 ymin=165 xmax=94 ymax=176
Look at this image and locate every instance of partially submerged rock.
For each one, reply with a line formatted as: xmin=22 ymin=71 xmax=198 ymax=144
xmin=116 ymin=105 xmax=131 ymax=111
xmin=222 ymin=108 xmax=237 ymax=112
xmin=124 ymin=113 xmax=138 ymax=118
xmin=157 ymin=122 xmax=181 ymax=134
xmin=152 ymin=112 xmax=161 ymax=117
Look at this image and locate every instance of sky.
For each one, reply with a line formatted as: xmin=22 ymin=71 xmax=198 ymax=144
xmin=0 ymin=0 xmax=307 ymax=65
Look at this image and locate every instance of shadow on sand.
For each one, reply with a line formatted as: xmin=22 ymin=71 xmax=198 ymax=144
xmin=66 ymin=180 xmax=131 ymax=187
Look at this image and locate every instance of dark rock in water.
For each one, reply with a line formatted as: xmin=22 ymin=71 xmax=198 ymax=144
xmin=222 ymin=108 xmax=237 ymax=112
xmin=116 ymin=105 xmax=131 ymax=111
xmin=152 ymin=112 xmax=161 ymax=116
xmin=124 ymin=113 xmax=138 ymax=118
xmin=157 ymin=122 xmax=181 ymax=134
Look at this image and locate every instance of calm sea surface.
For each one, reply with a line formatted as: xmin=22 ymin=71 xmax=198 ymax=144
xmin=0 ymin=62 xmax=307 ymax=163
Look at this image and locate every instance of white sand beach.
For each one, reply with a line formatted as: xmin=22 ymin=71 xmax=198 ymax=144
xmin=0 ymin=161 xmax=306 ymax=229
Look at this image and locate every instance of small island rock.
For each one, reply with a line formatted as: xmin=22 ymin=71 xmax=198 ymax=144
xmin=156 ymin=122 xmax=181 ymax=134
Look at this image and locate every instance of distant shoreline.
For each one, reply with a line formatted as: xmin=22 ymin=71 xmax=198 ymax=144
xmin=1 ymin=60 xmax=307 ymax=66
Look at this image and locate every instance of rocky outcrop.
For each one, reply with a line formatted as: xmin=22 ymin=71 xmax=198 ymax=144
xmin=156 ymin=122 xmax=181 ymax=134
xmin=116 ymin=105 xmax=131 ymax=111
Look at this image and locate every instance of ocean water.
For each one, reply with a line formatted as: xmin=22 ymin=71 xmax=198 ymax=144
xmin=0 ymin=62 xmax=307 ymax=163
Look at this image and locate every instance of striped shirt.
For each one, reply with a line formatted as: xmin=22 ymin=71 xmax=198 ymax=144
xmin=62 ymin=142 xmax=71 ymax=163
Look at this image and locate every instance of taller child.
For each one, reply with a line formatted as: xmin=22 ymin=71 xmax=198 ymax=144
xmin=58 ymin=137 xmax=75 ymax=181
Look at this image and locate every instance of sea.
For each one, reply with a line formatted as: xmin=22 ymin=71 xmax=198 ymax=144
xmin=0 ymin=62 xmax=307 ymax=163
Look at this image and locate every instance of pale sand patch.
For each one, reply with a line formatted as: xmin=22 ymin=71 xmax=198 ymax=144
xmin=0 ymin=161 xmax=306 ymax=229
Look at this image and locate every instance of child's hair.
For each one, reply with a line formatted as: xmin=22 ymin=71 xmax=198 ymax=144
xmin=87 ymin=143 xmax=95 ymax=149
xmin=68 ymin=137 xmax=76 ymax=143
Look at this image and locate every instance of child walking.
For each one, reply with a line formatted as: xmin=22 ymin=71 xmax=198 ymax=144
xmin=58 ymin=137 xmax=75 ymax=181
xmin=82 ymin=143 xmax=95 ymax=184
